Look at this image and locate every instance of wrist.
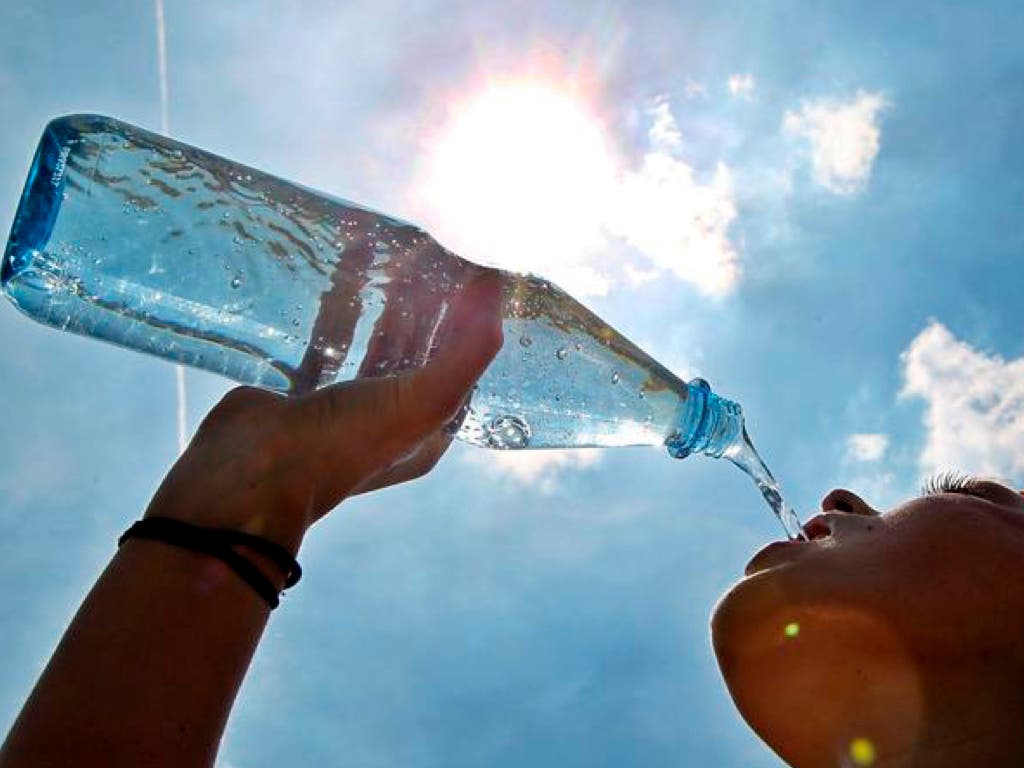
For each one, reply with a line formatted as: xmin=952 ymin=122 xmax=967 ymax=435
xmin=120 ymin=518 xmax=303 ymax=609
xmin=143 ymin=489 xmax=310 ymax=558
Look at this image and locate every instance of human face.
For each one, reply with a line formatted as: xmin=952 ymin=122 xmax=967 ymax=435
xmin=712 ymin=479 xmax=1024 ymax=768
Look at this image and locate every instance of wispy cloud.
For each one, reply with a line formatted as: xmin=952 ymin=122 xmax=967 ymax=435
xmin=684 ymin=80 xmax=707 ymax=99
xmin=727 ymin=73 xmax=755 ymax=99
xmin=461 ymin=449 xmax=602 ymax=493
xmin=605 ymin=98 xmax=740 ymax=297
xmin=901 ymin=321 xmax=1024 ymax=481
xmin=647 ymin=98 xmax=683 ymax=151
xmin=846 ymin=433 xmax=889 ymax=462
xmin=783 ymin=90 xmax=887 ymax=194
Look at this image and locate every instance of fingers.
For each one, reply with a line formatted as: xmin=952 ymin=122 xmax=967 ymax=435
xmin=287 ymin=270 xmax=503 ymax=513
xmin=357 ymin=258 xmax=446 ymax=378
xmin=403 ymin=268 xmax=504 ymax=429
xmin=350 ymin=431 xmax=453 ymax=496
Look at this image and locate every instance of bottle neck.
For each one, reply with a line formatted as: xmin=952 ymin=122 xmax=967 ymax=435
xmin=665 ymin=379 xmax=745 ymax=459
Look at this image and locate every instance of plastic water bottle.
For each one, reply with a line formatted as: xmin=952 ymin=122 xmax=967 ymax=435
xmin=1 ymin=115 xmax=805 ymax=538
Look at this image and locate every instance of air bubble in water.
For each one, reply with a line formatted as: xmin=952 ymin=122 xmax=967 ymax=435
xmin=487 ymin=415 xmax=531 ymax=449
xmin=611 ymin=371 xmax=620 ymax=385
xmin=555 ymin=347 xmax=568 ymax=360
xmin=519 ymin=336 xmax=533 ymax=348
xmin=230 ymin=273 xmax=243 ymax=289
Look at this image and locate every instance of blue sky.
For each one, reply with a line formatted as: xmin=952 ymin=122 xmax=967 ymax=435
xmin=2 ymin=1 xmax=1023 ymax=766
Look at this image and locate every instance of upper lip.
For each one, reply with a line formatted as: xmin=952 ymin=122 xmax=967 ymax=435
xmin=743 ymin=511 xmax=845 ymax=577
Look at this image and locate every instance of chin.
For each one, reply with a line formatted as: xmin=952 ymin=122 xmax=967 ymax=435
xmin=711 ymin=582 xmax=926 ymax=768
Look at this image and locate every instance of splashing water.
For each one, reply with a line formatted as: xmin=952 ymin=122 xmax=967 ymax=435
xmin=724 ymin=428 xmax=808 ymax=541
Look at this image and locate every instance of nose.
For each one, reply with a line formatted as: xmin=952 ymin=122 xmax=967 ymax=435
xmin=820 ymin=488 xmax=878 ymax=517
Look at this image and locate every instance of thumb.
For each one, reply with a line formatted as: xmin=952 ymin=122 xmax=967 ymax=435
xmin=290 ymin=269 xmax=504 ymax=510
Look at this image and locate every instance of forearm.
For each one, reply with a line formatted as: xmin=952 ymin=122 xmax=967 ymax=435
xmin=0 ymin=538 xmax=287 ymax=768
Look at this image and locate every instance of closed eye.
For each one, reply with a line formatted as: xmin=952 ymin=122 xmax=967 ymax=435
xmin=921 ymin=470 xmax=983 ymax=496
xmin=921 ymin=471 xmax=1020 ymax=506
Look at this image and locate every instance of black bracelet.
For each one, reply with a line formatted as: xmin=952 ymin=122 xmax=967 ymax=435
xmin=118 ymin=517 xmax=302 ymax=609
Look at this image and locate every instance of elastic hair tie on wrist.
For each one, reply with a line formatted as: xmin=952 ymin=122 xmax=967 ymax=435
xmin=118 ymin=517 xmax=302 ymax=609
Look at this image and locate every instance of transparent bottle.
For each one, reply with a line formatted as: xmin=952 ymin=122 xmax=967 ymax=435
xmin=2 ymin=115 xmax=807 ymax=539
xmin=2 ymin=114 xmax=749 ymax=456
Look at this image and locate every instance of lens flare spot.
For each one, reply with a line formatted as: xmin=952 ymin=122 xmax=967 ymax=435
xmin=784 ymin=622 xmax=800 ymax=639
xmin=849 ymin=737 xmax=876 ymax=766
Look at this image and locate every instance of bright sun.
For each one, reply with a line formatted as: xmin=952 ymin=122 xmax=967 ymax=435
xmin=419 ymin=80 xmax=617 ymax=294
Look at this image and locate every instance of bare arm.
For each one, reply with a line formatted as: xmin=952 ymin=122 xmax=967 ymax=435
xmin=0 ymin=273 xmax=502 ymax=768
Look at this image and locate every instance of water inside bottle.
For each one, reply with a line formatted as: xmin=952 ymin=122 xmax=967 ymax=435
xmin=723 ymin=429 xmax=808 ymax=541
xmin=3 ymin=115 xmax=807 ymax=540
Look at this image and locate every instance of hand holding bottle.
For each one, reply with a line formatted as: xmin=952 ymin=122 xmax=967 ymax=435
xmin=144 ymin=271 xmax=503 ymax=556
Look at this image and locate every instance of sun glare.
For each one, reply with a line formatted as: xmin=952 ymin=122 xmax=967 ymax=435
xmin=419 ymin=80 xmax=617 ymax=294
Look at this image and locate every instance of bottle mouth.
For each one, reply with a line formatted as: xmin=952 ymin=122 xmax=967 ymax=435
xmin=665 ymin=378 xmax=744 ymax=459
xmin=2 ymin=118 xmax=76 ymax=288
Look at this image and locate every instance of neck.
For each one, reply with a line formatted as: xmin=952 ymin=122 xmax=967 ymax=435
xmin=903 ymin=660 xmax=1024 ymax=767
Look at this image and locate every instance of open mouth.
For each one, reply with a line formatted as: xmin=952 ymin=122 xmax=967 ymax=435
xmin=743 ymin=512 xmax=836 ymax=576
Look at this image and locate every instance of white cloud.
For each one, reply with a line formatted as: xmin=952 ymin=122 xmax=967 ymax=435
xmin=462 ymin=449 xmax=602 ymax=493
xmin=727 ymin=73 xmax=756 ymax=99
xmin=604 ymin=99 xmax=740 ymax=297
xmin=648 ymin=99 xmax=683 ymax=151
xmin=783 ymin=90 xmax=887 ymax=194
xmin=684 ymin=80 xmax=707 ymax=99
xmin=623 ymin=263 xmax=661 ymax=287
xmin=846 ymin=433 xmax=889 ymax=462
xmin=417 ymin=92 xmax=740 ymax=298
xmin=900 ymin=321 xmax=1024 ymax=481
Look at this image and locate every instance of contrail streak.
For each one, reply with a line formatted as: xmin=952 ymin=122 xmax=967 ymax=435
xmin=154 ymin=0 xmax=188 ymax=454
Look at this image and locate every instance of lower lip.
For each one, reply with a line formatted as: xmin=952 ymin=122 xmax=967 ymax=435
xmin=744 ymin=540 xmax=809 ymax=576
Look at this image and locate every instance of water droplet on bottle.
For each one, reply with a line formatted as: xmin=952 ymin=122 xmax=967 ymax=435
xmin=230 ymin=273 xmax=243 ymax=289
xmin=292 ymin=318 xmax=301 ymax=327
xmin=574 ymin=342 xmax=583 ymax=352
xmin=519 ymin=336 xmax=533 ymax=348
xmin=611 ymin=371 xmax=620 ymax=385
xmin=638 ymin=389 xmax=646 ymax=399
xmin=555 ymin=347 xmax=568 ymax=360
xmin=486 ymin=415 xmax=531 ymax=449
